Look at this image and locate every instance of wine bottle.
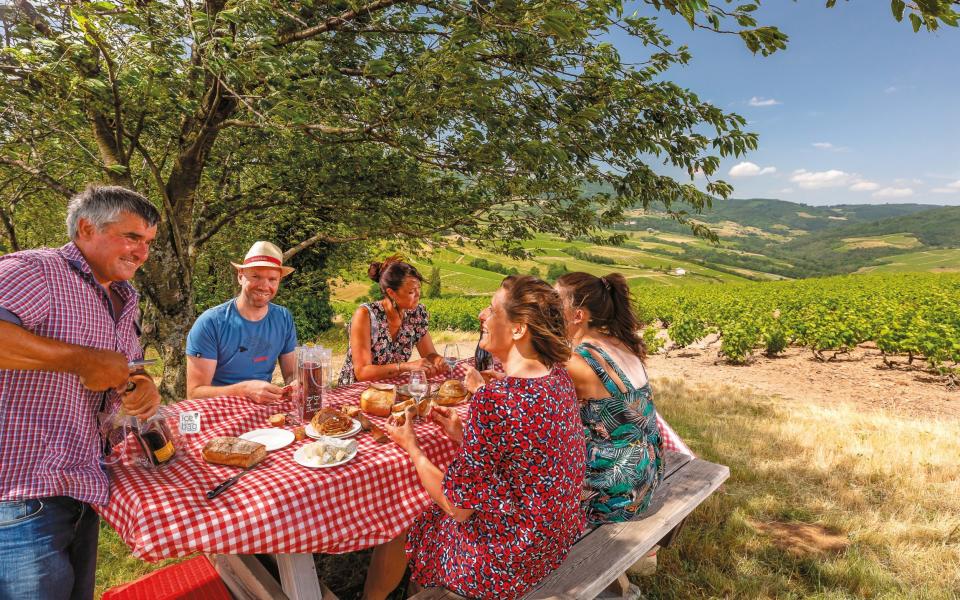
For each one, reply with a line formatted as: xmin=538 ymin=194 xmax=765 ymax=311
xmin=133 ymin=416 xmax=176 ymax=466
xmin=474 ymin=327 xmax=492 ymax=371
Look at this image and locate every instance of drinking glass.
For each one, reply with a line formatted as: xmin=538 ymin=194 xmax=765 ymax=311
xmin=442 ymin=344 xmax=460 ymax=373
xmin=408 ymin=369 xmax=428 ymax=420
xmin=320 ymin=347 xmax=334 ymax=389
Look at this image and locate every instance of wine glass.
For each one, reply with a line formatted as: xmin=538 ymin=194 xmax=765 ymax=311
xmin=408 ymin=369 xmax=428 ymax=420
xmin=442 ymin=344 xmax=460 ymax=373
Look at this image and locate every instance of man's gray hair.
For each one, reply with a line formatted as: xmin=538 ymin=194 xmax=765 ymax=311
xmin=66 ymin=185 xmax=161 ymax=239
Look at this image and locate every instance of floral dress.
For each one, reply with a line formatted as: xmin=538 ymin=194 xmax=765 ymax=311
xmin=576 ymin=342 xmax=664 ymax=525
xmin=337 ymin=302 xmax=429 ymax=385
xmin=406 ymin=367 xmax=586 ymax=600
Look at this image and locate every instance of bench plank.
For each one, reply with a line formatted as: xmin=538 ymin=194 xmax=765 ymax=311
xmin=524 ymin=458 xmax=729 ymax=599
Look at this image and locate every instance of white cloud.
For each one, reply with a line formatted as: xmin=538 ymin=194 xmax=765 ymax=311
xmin=872 ymin=187 xmax=914 ymax=199
xmin=748 ymin=96 xmax=781 ymax=107
xmin=931 ymin=179 xmax=960 ymax=194
xmin=812 ymin=141 xmax=850 ymax=152
xmin=777 ymin=188 xmax=794 ymax=194
xmin=884 ymin=86 xmax=899 ymax=94
xmin=789 ymin=169 xmax=854 ymax=189
xmin=894 ymin=177 xmax=924 ymax=185
xmin=849 ymin=181 xmax=880 ymax=192
xmin=729 ymin=162 xmax=777 ymax=177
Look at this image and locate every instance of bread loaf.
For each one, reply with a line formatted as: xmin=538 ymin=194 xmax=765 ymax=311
xmin=202 ymin=437 xmax=266 ymax=468
xmin=360 ymin=384 xmax=396 ymax=417
xmin=435 ymin=379 xmax=469 ymax=406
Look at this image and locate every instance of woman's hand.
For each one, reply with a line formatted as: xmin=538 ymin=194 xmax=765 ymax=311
xmin=404 ymin=357 xmax=440 ymax=377
xmin=462 ymin=365 xmax=486 ymax=394
xmin=427 ymin=353 xmax=449 ymax=375
xmin=480 ymin=369 xmax=505 ymax=384
xmin=429 ymin=405 xmax=463 ymax=445
xmin=384 ymin=405 xmax=420 ymax=454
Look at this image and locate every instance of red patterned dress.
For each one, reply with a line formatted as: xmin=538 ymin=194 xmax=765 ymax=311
xmin=406 ymin=367 xmax=586 ymax=600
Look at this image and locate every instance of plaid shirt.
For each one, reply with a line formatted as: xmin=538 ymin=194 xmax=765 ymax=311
xmin=0 ymin=243 xmax=143 ymax=505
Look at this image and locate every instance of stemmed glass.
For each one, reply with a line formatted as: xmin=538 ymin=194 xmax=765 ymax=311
xmin=442 ymin=344 xmax=460 ymax=374
xmin=408 ymin=369 xmax=428 ymax=420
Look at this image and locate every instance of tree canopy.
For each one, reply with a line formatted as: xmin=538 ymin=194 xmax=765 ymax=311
xmin=1 ymin=0 xmax=955 ymax=396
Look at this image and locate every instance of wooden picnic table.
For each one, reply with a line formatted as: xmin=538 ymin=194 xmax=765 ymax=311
xmin=97 ymin=361 xmax=693 ymax=599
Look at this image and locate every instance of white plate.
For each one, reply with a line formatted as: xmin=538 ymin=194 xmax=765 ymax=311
xmin=305 ymin=419 xmax=361 ymax=439
xmin=238 ymin=428 xmax=295 ymax=452
xmin=293 ymin=441 xmax=358 ymax=468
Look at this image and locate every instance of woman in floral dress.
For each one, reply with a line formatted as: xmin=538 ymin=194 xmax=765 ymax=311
xmin=338 ymin=255 xmax=447 ymax=385
xmin=555 ymin=272 xmax=664 ymax=525
xmin=363 ymin=276 xmax=585 ymax=600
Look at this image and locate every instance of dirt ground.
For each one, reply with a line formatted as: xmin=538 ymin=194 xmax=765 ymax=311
xmin=646 ymin=340 xmax=959 ymax=421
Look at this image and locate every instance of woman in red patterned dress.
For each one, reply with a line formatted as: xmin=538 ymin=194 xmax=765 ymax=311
xmin=363 ymin=276 xmax=585 ymax=600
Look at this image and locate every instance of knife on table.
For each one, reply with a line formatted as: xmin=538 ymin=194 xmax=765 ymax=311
xmin=207 ymin=461 xmax=263 ymax=499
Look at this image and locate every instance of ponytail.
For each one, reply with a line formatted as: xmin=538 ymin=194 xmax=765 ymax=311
xmin=556 ymin=271 xmax=646 ymax=362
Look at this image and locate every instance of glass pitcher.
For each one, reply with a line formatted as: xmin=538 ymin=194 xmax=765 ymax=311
xmin=297 ymin=344 xmax=326 ymax=421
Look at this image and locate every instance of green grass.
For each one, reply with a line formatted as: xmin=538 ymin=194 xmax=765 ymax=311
xmin=96 ymin=524 xmax=185 ymax=597
xmin=858 ymin=248 xmax=960 ymax=273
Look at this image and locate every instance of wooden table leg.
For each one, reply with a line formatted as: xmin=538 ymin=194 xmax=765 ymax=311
xmin=210 ymin=554 xmax=286 ymax=600
xmin=210 ymin=553 xmax=339 ymax=600
xmin=276 ymin=553 xmax=339 ymax=600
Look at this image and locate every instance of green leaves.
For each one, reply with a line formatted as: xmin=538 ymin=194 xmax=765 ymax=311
xmin=892 ymin=0 xmax=907 ymax=21
xmin=635 ymin=272 xmax=960 ymax=373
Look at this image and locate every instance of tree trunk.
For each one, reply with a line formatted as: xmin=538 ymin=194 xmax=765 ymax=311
xmin=138 ymin=219 xmax=194 ymax=400
xmin=141 ymin=298 xmax=194 ymax=401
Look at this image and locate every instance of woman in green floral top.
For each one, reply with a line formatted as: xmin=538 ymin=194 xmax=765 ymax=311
xmin=555 ymin=272 xmax=664 ymax=525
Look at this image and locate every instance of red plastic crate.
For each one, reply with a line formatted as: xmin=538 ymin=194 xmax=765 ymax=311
xmin=102 ymin=555 xmax=231 ymax=600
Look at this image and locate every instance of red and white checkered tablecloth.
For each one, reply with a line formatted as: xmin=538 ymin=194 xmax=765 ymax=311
xmin=97 ymin=362 xmax=690 ymax=561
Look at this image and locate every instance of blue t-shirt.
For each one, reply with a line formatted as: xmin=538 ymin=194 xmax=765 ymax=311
xmin=186 ymin=299 xmax=298 ymax=386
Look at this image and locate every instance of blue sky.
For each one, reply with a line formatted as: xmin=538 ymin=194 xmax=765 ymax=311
xmin=611 ymin=2 xmax=960 ymax=206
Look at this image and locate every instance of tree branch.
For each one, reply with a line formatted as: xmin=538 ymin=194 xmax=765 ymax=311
xmin=283 ymin=211 xmax=484 ymax=260
xmin=12 ymin=0 xmax=54 ymax=38
xmin=0 ymin=156 xmax=75 ymax=197
xmin=218 ymin=119 xmax=367 ymax=135
xmin=81 ymin=21 xmax=126 ymax=164
xmin=276 ymin=0 xmax=410 ymax=46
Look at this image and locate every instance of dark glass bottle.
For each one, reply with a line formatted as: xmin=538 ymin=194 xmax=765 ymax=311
xmin=132 ymin=417 xmax=176 ymax=466
xmin=474 ymin=327 xmax=492 ymax=371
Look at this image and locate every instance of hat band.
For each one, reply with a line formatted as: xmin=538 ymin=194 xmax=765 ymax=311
xmin=243 ymin=255 xmax=282 ymax=267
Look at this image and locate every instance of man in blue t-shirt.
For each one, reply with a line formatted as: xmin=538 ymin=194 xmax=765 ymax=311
xmin=186 ymin=241 xmax=298 ymax=403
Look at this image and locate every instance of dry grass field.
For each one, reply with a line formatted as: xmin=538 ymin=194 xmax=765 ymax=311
xmin=644 ymin=378 xmax=960 ymax=599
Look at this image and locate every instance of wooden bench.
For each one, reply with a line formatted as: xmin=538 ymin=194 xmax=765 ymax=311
xmin=215 ymin=452 xmax=728 ymax=600
xmin=411 ymin=451 xmax=729 ymax=600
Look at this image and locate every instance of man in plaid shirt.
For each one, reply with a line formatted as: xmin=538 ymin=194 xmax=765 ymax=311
xmin=0 ymin=186 xmax=162 ymax=600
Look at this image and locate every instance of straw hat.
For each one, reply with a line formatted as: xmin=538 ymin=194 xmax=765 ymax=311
xmin=230 ymin=241 xmax=294 ymax=277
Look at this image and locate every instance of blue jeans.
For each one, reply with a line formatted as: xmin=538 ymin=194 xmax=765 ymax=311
xmin=0 ymin=496 xmax=99 ymax=600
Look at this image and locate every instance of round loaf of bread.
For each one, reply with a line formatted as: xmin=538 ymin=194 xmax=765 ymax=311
xmin=435 ymin=379 xmax=469 ymax=406
xmin=360 ymin=384 xmax=396 ymax=417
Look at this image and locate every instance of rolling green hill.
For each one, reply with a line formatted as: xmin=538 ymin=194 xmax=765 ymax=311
xmin=684 ymin=198 xmax=936 ymax=232
xmin=331 ymin=199 xmax=959 ymax=300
